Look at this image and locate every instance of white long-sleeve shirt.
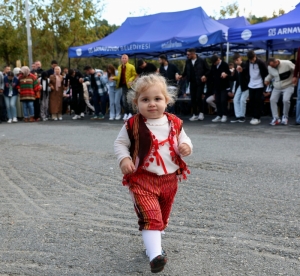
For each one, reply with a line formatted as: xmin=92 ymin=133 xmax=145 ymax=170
xmin=114 ymin=115 xmax=193 ymax=175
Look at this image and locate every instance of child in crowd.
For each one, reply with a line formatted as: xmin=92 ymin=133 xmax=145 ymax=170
xmin=114 ymin=74 xmax=192 ymax=273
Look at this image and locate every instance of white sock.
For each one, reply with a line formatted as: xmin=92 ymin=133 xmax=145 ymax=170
xmin=142 ymin=230 xmax=162 ymax=261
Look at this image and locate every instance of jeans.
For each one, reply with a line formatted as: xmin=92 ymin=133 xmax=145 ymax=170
xmin=233 ymin=87 xmax=249 ymax=118
xmin=109 ymin=86 xmax=122 ymax=118
xmin=93 ymin=88 xmax=108 ymax=116
xmin=270 ymin=86 xmax=294 ymax=118
xmin=22 ymin=101 xmax=34 ymax=118
xmin=249 ymin=87 xmax=264 ymax=119
xmin=121 ymin=85 xmax=133 ymax=114
xmin=4 ymin=95 xmax=17 ymax=119
xmin=296 ymin=79 xmax=300 ymax=123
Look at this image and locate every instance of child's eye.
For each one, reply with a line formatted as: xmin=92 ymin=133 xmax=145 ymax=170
xmin=155 ymin=97 xmax=162 ymax=101
xmin=142 ymin=98 xmax=148 ymax=102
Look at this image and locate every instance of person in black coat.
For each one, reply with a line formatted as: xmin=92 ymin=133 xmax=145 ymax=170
xmin=209 ymin=55 xmax=231 ymax=122
xmin=180 ymin=48 xmax=210 ymax=121
xmin=239 ymin=50 xmax=268 ymax=125
xmin=158 ymin=54 xmax=180 ymax=86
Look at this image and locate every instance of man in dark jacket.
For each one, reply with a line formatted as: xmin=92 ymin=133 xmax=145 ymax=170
xmin=209 ymin=55 xmax=231 ymax=123
xmin=180 ymin=48 xmax=210 ymax=121
xmin=158 ymin=54 xmax=180 ymax=86
xmin=239 ymin=50 xmax=268 ymax=125
xmin=230 ymin=53 xmax=250 ymax=123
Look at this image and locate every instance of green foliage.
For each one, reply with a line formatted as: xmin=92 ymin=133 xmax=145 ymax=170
xmin=219 ymin=2 xmax=239 ymax=19
xmin=0 ymin=0 xmax=120 ymax=69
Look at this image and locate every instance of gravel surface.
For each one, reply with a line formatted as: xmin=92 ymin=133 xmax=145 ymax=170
xmin=0 ymin=115 xmax=299 ymax=276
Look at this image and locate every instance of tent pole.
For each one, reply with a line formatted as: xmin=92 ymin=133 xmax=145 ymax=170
xmin=226 ymin=42 xmax=229 ymax=63
xmin=220 ymin=43 xmax=224 ymax=60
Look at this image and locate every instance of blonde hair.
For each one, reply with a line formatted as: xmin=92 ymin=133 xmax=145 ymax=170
xmin=127 ymin=74 xmax=177 ymax=111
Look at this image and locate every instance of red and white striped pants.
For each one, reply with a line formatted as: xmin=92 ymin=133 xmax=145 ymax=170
xmin=128 ymin=169 xmax=178 ymax=231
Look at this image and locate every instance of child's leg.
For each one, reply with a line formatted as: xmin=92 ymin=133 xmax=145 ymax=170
xmin=142 ymin=230 xmax=161 ymax=261
xmin=160 ymin=175 xmax=178 ymax=230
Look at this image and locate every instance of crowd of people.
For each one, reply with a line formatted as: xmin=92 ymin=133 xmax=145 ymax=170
xmin=0 ymin=48 xmax=299 ymax=126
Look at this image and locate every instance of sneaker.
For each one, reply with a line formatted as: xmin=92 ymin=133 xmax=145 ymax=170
xmin=238 ymin=117 xmax=245 ymax=123
xmin=43 ymin=118 xmax=48 ymax=122
xmin=123 ymin=114 xmax=128 ymax=120
xmin=12 ymin=117 xmax=18 ymax=123
xmin=150 ymin=255 xmax=167 ymax=273
xmin=198 ymin=113 xmax=204 ymax=121
xmin=189 ymin=114 xmax=198 ymax=121
xmin=221 ymin=116 xmax=227 ymax=122
xmin=23 ymin=118 xmax=29 ymax=122
xmin=212 ymin=116 xmax=221 ymax=122
xmin=109 ymin=117 xmax=114 ymax=120
xmin=127 ymin=113 xmax=133 ymax=120
xmin=230 ymin=117 xmax=240 ymax=123
xmin=80 ymin=112 xmax=85 ymax=118
xmin=250 ymin=118 xmax=261 ymax=125
xmin=281 ymin=116 xmax=288 ymax=125
xmin=7 ymin=119 xmax=12 ymax=123
xmin=72 ymin=115 xmax=79 ymax=120
xmin=91 ymin=116 xmax=98 ymax=120
xmin=98 ymin=113 xmax=104 ymax=120
xmin=58 ymin=117 xmax=62 ymax=121
xmin=115 ymin=115 xmax=121 ymax=120
xmin=270 ymin=117 xmax=281 ymax=126
xmin=53 ymin=118 xmax=58 ymax=121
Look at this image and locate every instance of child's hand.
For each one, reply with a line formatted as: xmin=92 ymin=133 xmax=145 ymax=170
xmin=120 ymin=157 xmax=135 ymax=174
xmin=178 ymin=143 xmax=191 ymax=157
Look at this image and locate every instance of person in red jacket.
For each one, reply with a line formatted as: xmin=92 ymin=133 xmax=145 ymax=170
xmin=18 ymin=66 xmax=40 ymax=122
xmin=292 ymin=47 xmax=300 ymax=125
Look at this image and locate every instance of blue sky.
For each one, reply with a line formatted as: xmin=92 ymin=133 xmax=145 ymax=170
xmin=102 ymin=0 xmax=299 ymax=26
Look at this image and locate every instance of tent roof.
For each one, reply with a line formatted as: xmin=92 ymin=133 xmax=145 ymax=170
xmin=217 ymin=17 xmax=251 ymax=28
xmin=228 ymin=3 xmax=300 ymax=49
xmin=68 ymin=7 xmax=228 ymax=58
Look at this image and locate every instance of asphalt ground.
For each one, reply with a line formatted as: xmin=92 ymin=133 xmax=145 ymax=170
xmin=0 ymin=114 xmax=299 ymax=276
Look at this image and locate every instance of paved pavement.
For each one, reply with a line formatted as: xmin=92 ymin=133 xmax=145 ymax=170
xmin=0 ymin=114 xmax=299 ymax=275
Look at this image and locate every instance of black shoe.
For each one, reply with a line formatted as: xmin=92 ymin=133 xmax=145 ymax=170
xmin=230 ymin=117 xmax=240 ymax=123
xmin=295 ymin=122 xmax=300 ymax=125
xmin=150 ymin=255 xmax=167 ymax=273
xmin=238 ymin=117 xmax=245 ymax=123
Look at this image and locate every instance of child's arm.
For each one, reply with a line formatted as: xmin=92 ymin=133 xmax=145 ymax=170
xmin=114 ymin=125 xmax=135 ymax=174
xmin=178 ymin=128 xmax=193 ymax=157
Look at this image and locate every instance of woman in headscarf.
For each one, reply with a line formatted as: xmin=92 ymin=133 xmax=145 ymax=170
xmin=18 ymin=66 xmax=39 ymax=122
xmin=49 ymin=66 xmax=64 ymax=120
xmin=13 ymin=67 xmax=23 ymax=119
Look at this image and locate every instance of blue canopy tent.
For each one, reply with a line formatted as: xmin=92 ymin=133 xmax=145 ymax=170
xmin=217 ymin=16 xmax=250 ymax=28
xmin=68 ymin=7 xmax=228 ymax=58
xmin=228 ymin=3 xmax=300 ymax=50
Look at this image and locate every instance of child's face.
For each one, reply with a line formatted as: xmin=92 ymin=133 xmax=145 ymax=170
xmin=136 ymin=84 xmax=167 ymax=119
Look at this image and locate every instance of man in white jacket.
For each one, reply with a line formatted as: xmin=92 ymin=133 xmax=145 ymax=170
xmin=265 ymin=58 xmax=295 ymax=125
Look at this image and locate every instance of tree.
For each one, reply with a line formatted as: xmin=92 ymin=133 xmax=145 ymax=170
xmin=30 ymin=0 xmax=104 ymax=66
xmin=0 ymin=0 xmax=27 ymax=66
xmin=249 ymin=9 xmax=285 ymax=24
xmin=219 ymin=2 xmax=240 ymax=19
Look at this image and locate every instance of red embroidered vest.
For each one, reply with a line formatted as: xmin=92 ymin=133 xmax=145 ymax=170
xmin=123 ymin=112 xmax=190 ymax=185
